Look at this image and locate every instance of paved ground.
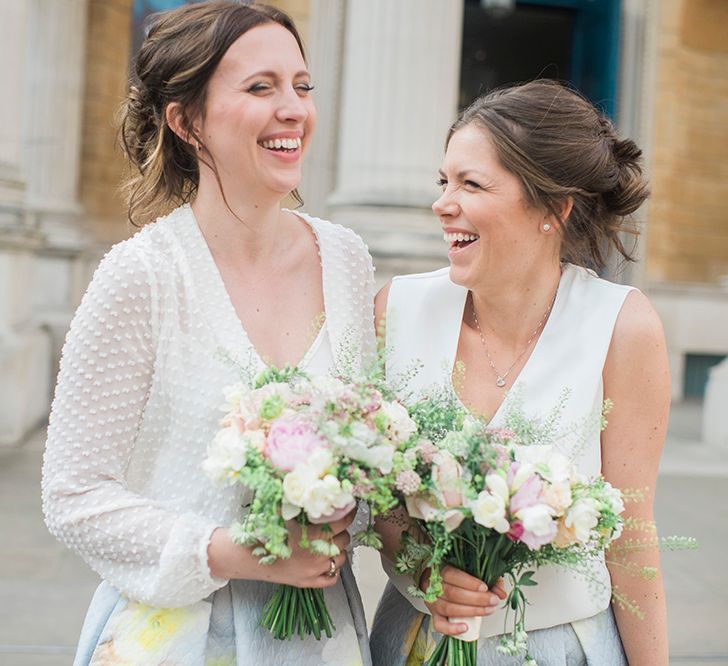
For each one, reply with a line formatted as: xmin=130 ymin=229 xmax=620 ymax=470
xmin=1 ymin=401 xmax=726 ymax=665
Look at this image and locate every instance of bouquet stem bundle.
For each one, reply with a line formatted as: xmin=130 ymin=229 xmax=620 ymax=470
xmin=261 ymin=585 xmax=334 ymax=640
xmin=425 ymin=529 xmax=524 ymax=666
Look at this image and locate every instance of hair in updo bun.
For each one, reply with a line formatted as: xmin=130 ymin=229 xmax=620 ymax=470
xmin=448 ymin=79 xmax=649 ymax=272
xmin=118 ymin=2 xmax=304 ymax=226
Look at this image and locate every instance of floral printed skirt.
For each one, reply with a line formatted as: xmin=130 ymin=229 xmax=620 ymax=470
xmin=73 ymin=561 xmax=370 ymax=666
xmin=369 ymin=582 xmax=627 ymax=666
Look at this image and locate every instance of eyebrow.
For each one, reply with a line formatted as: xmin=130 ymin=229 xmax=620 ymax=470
xmin=438 ymin=169 xmax=488 ymax=180
xmin=240 ymin=69 xmax=310 ymax=84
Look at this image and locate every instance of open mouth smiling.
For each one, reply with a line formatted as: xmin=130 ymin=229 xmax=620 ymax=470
xmin=443 ymin=231 xmax=480 ymax=250
xmin=258 ymin=137 xmax=302 ymax=153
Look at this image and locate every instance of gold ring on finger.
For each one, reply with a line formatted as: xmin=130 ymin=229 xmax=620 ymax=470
xmin=326 ymin=557 xmax=337 ymax=578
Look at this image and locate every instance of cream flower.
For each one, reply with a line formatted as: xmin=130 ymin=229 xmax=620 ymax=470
xmin=202 ymin=425 xmax=247 ymax=485
xmin=380 ymin=400 xmax=418 ymax=444
xmin=303 ymin=475 xmax=355 ymax=521
xmin=470 ymin=490 xmax=509 ymax=533
xmin=516 ymin=503 xmax=555 ymax=537
xmin=565 ymin=498 xmax=600 ymax=542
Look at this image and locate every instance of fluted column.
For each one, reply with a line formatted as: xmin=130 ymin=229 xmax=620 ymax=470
xmin=328 ymin=0 xmax=464 ymax=281
xmin=0 ymin=0 xmax=29 ymax=226
xmin=24 ymin=0 xmax=88 ymax=247
xmin=0 ymin=0 xmax=89 ymax=447
xmin=298 ymin=0 xmax=347 ymax=218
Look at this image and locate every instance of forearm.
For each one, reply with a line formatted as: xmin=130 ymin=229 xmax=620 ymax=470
xmin=608 ymin=551 xmax=668 ymax=665
xmin=207 ymin=527 xmax=266 ymax=581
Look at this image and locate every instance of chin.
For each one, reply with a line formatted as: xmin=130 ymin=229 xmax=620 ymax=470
xmin=447 ymin=263 xmax=473 ymax=289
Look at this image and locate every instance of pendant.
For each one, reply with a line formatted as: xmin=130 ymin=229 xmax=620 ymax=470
xmin=496 ymin=377 xmax=506 ymax=388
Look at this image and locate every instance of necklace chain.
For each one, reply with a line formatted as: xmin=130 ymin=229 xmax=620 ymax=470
xmin=471 ymin=286 xmax=559 ymax=388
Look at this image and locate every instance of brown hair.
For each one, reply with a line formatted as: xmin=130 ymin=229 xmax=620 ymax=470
xmin=448 ymin=79 xmax=649 ymax=272
xmin=119 ymin=2 xmax=305 ymax=226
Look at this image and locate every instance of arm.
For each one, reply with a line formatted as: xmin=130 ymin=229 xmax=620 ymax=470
xmin=41 ymin=243 xmax=229 ymax=607
xmin=602 ymin=290 xmax=670 ymax=665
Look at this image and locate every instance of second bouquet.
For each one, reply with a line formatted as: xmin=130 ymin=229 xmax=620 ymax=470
xmin=203 ymin=366 xmax=413 ymax=640
xmin=393 ymin=400 xmax=625 ymax=666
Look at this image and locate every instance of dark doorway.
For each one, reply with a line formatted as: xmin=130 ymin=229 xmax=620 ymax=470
xmin=460 ymin=0 xmax=621 ymax=117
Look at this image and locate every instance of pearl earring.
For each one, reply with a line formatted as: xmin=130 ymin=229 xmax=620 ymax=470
xmin=195 ymin=140 xmax=202 ymax=151
xmin=542 ymin=223 xmax=551 ymax=232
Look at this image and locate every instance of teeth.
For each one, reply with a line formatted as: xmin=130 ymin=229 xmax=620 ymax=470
xmin=261 ymin=137 xmax=303 ymax=150
xmin=443 ymin=232 xmax=479 ymax=244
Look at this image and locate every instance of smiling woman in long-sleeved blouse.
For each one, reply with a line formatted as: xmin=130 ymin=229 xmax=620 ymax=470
xmin=41 ymin=3 xmax=375 ymax=665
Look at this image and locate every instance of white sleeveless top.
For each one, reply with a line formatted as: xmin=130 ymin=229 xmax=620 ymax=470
xmin=385 ymin=263 xmax=634 ymax=636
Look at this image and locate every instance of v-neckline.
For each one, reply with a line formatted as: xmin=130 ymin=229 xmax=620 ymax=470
xmin=449 ymin=266 xmax=569 ymax=425
xmin=189 ymin=206 xmax=328 ymax=370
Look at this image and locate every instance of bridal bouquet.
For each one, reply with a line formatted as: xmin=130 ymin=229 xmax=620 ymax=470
xmin=203 ymin=365 xmax=413 ymax=640
xmin=393 ymin=397 xmax=625 ymax=666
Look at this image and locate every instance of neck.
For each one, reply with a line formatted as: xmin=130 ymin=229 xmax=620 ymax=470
xmin=469 ymin=261 xmax=562 ymax=347
xmin=191 ymin=177 xmax=289 ymax=267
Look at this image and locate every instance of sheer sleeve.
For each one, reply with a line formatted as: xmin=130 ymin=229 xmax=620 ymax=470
xmin=41 ymin=240 xmax=227 ymax=607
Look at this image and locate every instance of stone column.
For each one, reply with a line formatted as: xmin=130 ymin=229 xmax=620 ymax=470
xmin=0 ymin=0 xmax=28 ymax=225
xmin=328 ymin=0 xmax=464 ymax=282
xmin=24 ymin=0 xmax=89 ymax=247
xmin=298 ymin=0 xmax=347 ymax=217
xmin=0 ymin=0 xmax=89 ymax=447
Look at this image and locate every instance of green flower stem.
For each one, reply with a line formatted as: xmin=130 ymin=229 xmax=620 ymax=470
xmin=425 ymin=531 xmax=516 ymax=666
xmin=260 ymin=585 xmax=335 ymax=641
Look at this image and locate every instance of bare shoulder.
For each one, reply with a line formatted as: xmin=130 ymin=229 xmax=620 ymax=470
xmin=609 ymin=289 xmax=666 ymax=360
xmin=604 ymin=289 xmax=670 ymax=397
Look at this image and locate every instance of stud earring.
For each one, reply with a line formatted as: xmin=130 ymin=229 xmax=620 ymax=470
xmin=542 ymin=223 xmax=551 ymax=232
xmin=195 ymin=140 xmax=202 ymax=151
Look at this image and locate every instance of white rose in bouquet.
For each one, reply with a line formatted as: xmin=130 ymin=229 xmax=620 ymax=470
xmin=203 ymin=425 xmax=249 ymax=484
xmin=470 ymin=490 xmax=509 ymax=533
xmin=565 ymin=497 xmax=601 ymax=542
xmin=380 ymin=400 xmax=417 ymax=444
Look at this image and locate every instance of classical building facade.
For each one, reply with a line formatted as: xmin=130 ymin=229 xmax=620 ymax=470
xmin=1 ymin=0 xmax=726 ymax=447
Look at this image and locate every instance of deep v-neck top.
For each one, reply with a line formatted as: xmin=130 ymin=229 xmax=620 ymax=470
xmin=384 ymin=263 xmax=636 ymax=636
xmin=42 ymin=204 xmax=375 ymax=608
xmin=185 ymin=206 xmax=330 ymax=371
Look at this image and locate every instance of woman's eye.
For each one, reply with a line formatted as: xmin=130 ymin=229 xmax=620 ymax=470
xmin=464 ymin=180 xmax=481 ymax=189
xmin=295 ymin=83 xmax=315 ymax=94
xmin=246 ymin=83 xmax=272 ymax=94
xmin=436 ymin=178 xmax=447 ymax=189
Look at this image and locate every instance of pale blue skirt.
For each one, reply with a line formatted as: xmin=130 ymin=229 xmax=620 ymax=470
xmin=370 ymin=582 xmax=627 ymax=666
xmin=74 ymin=561 xmax=371 ymax=666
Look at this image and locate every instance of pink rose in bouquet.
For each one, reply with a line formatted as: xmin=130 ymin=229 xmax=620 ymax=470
xmin=266 ymin=414 xmax=326 ymax=472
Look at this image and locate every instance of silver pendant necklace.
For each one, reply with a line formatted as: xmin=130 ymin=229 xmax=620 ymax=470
xmin=471 ymin=285 xmax=559 ymax=388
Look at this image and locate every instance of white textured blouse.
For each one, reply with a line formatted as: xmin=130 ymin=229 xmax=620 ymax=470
xmin=42 ymin=204 xmax=375 ymax=608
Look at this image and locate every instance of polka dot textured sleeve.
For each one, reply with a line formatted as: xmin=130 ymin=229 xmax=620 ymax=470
xmin=41 ymin=239 xmax=226 ymax=607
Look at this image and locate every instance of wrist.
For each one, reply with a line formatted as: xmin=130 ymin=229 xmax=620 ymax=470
xmin=207 ymin=527 xmax=259 ymax=581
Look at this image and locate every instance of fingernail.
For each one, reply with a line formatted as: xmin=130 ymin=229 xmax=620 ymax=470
xmin=490 ymin=594 xmax=499 ymax=606
xmin=478 ymin=582 xmax=488 ymax=591
xmin=459 ymin=624 xmax=468 ymax=633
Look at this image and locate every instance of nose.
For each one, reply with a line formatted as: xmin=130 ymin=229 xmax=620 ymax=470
xmin=432 ymin=187 xmax=458 ymax=218
xmin=276 ymin=86 xmax=310 ymax=124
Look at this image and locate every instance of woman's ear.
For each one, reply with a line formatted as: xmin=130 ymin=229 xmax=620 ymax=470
xmin=556 ymin=195 xmax=573 ymax=224
xmin=165 ymin=102 xmax=200 ymax=148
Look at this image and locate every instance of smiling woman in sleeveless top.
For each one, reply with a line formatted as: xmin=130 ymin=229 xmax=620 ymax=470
xmin=370 ymin=80 xmax=669 ymax=666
